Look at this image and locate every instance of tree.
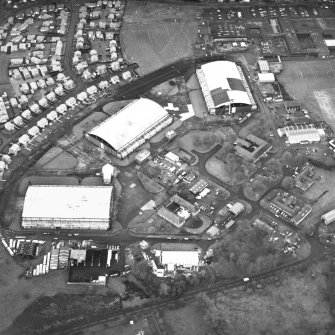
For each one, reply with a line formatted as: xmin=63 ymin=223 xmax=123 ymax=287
xmin=281 ymin=176 xmax=295 ymax=190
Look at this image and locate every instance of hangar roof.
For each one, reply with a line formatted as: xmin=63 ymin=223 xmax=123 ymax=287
xmin=197 ymin=61 xmax=252 ymax=108
xmin=22 ymin=185 xmax=113 ymax=220
xmin=88 ymin=98 xmax=169 ymax=151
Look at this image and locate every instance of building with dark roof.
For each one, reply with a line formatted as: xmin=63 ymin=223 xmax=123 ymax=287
xmin=196 ymin=61 xmax=257 ymax=115
xmin=235 ymin=134 xmax=272 ymax=162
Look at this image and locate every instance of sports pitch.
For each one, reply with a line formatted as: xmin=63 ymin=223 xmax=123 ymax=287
xmin=277 ymin=60 xmax=335 ymax=131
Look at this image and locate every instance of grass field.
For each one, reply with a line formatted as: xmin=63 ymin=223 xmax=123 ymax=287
xmin=42 ymin=151 xmax=78 ymax=170
xmin=277 ymin=60 xmax=335 ymax=131
xmin=179 ymin=130 xmax=220 ymax=153
xmin=137 ymin=171 xmax=165 ymax=193
xmin=121 ymin=2 xmax=197 ymax=75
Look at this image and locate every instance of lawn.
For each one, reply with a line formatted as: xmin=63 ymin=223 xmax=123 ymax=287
xmin=128 ymin=211 xmax=180 ymax=235
xmin=163 ymin=303 xmax=211 ymax=335
xmin=197 ymin=262 xmax=333 ymax=335
xmin=137 ymin=171 xmax=165 ymax=193
xmin=277 ymin=60 xmax=335 ymax=131
xmin=121 ymin=2 xmax=197 ymax=75
xmin=205 ymin=148 xmax=257 ymax=186
xmin=42 ymin=151 xmax=78 ymax=170
xmin=179 ymin=130 xmax=220 ymax=153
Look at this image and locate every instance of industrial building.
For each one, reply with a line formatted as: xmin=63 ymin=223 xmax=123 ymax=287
xmin=322 ymin=209 xmax=335 ymax=226
xmin=22 ymin=185 xmax=113 ymax=230
xmin=196 ymin=61 xmax=257 ymax=115
xmin=235 ymin=134 xmax=272 ymax=162
xmin=277 ymin=124 xmax=325 ymax=145
xmin=85 ymin=98 xmax=173 ymax=159
xmin=154 ymin=243 xmax=200 ymax=272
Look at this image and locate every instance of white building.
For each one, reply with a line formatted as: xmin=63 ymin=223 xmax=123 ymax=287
xmin=85 ymin=98 xmax=173 ymax=159
xmin=9 ymin=143 xmax=21 ymax=155
xmin=37 ymin=118 xmax=48 ymax=129
xmin=87 ymin=85 xmax=98 ymax=95
xmin=21 ymin=110 xmax=32 ymax=120
xmin=102 ymin=163 xmax=114 ymax=184
xmin=277 ymin=124 xmax=325 ymax=145
xmin=322 ymin=210 xmax=335 ymax=225
xmin=165 ymin=152 xmax=179 ymax=165
xmin=258 ymin=72 xmax=275 ymax=83
xmin=13 ymin=116 xmax=24 ymax=126
xmin=28 ymin=126 xmax=40 ymax=137
xmin=4 ymin=122 xmax=15 ymax=131
xmin=56 ymin=104 xmax=67 ymax=115
xmin=22 ymin=185 xmax=113 ymax=230
xmin=18 ymin=134 xmax=30 ymax=146
xmin=47 ymin=111 xmax=58 ymax=122
xmin=196 ymin=61 xmax=256 ymax=114
xmin=77 ymin=91 xmax=88 ymax=102
xmin=122 ymin=71 xmax=131 ymax=81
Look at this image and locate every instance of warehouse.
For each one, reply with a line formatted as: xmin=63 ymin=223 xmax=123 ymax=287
xmin=154 ymin=243 xmax=200 ymax=272
xmin=196 ymin=61 xmax=257 ymax=115
xmin=86 ymin=98 xmax=173 ymax=159
xmin=22 ymin=185 xmax=113 ymax=230
xmin=277 ymin=124 xmax=325 ymax=145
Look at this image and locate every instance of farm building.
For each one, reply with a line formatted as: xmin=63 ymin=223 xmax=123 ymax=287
xmin=85 ymin=98 xmax=173 ymax=159
xmin=196 ymin=61 xmax=257 ymax=115
xmin=22 ymin=185 xmax=113 ymax=230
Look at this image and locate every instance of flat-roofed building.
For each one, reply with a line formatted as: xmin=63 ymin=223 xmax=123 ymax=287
xmin=322 ymin=209 xmax=335 ymax=226
xmin=22 ymin=185 xmax=113 ymax=230
xmin=235 ymin=134 xmax=272 ymax=162
xmin=85 ymin=98 xmax=173 ymax=159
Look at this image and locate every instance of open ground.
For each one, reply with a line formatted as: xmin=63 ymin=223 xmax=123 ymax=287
xmin=277 ymin=60 xmax=335 ymax=131
xmin=120 ymin=2 xmax=198 ymax=75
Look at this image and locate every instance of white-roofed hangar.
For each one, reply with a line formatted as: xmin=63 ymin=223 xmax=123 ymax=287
xmin=22 ymin=185 xmax=113 ymax=230
xmin=85 ymin=98 xmax=173 ymax=159
xmin=196 ymin=61 xmax=257 ymax=115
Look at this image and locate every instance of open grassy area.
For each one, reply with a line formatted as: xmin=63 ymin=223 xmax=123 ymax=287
xmin=128 ymin=211 xmax=180 ymax=235
xmin=179 ymin=130 xmax=220 ymax=153
xmin=163 ymin=303 xmax=210 ymax=335
xmin=197 ymin=262 xmax=333 ymax=335
xmin=205 ymin=148 xmax=257 ymax=186
xmin=137 ymin=171 xmax=165 ymax=193
xmin=277 ymin=60 xmax=335 ymax=131
xmin=121 ymin=2 xmax=197 ymax=75
xmin=42 ymin=151 xmax=78 ymax=170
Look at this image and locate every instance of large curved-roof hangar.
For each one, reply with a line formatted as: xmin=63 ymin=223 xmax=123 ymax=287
xmin=196 ymin=61 xmax=256 ymax=113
